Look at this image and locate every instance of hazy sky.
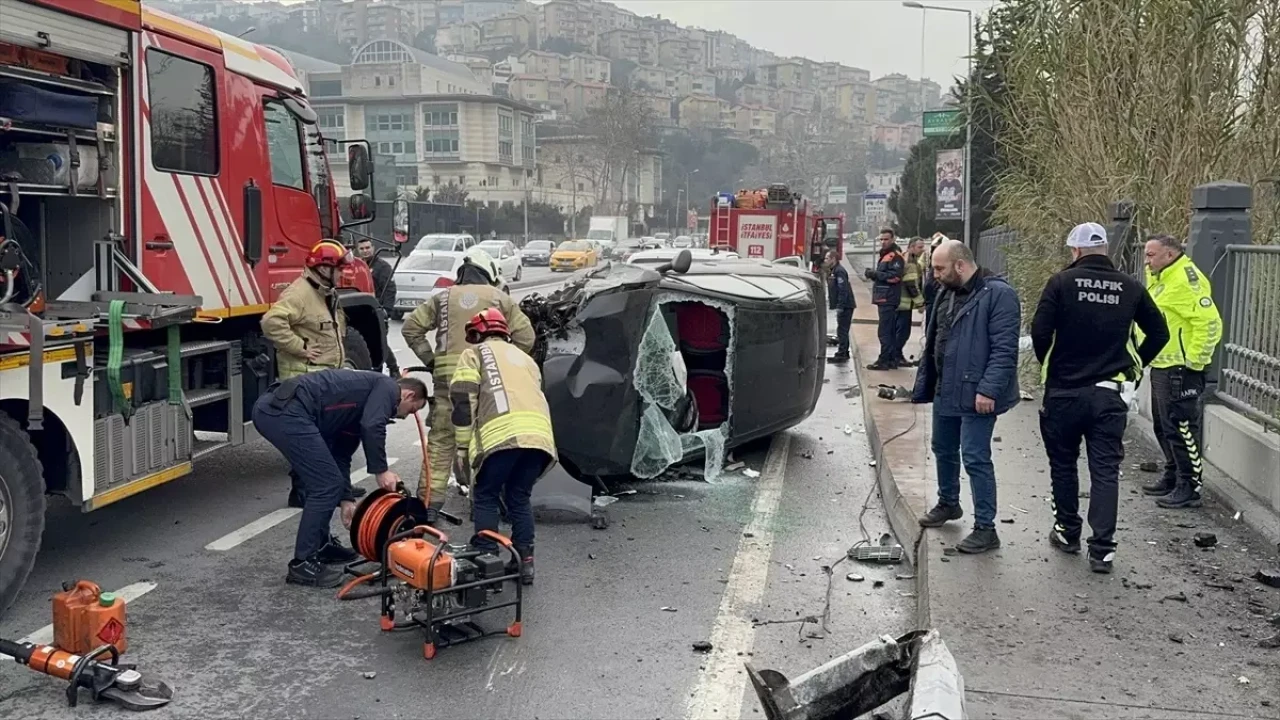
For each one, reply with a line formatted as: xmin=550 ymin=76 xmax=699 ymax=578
xmin=608 ymin=0 xmax=995 ymax=87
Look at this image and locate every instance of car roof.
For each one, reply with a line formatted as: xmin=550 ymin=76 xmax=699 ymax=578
xmin=407 ymin=249 xmax=465 ymax=259
xmin=628 ymin=248 xmax=734 ymax=260
xmin=419 ymin=233 xmax=471 ymax=240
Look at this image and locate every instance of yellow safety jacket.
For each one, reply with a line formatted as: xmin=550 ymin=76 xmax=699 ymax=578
xmin=260 ymin=270 xmax=347 ymax=380
xmin=401 ymin=284 xmax=535 ymax=387
xmin=898 ymin=253 xmax=925 ymax=311
xmin=450 ymin=337 xmax=557 ymax=472
xmin=1142 ymin=254 xmax=1222 ymax=371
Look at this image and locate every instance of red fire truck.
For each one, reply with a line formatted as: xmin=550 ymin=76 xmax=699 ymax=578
xmin=0 ymin=0 xmax=386 ymax=612
xmin=708 ymin=187 xmax=844 ymax=269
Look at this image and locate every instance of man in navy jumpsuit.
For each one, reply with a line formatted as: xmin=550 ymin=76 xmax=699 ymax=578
xmin=824 ymin=249 xmax=855 ymax=363
xmin=252 ymin=369 xmax=429 ymax=588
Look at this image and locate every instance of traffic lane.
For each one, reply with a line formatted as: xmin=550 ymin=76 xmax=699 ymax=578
xmin=738 ymin=361 xmax=913 ymax=718
xmin=510 ymin=265 xmax=558 ymax=290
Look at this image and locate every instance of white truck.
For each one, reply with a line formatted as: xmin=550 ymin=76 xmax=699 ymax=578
xmin=586 ymin=216 xmax=630 ymax=258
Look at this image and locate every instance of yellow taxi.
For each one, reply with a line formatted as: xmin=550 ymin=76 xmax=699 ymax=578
xmin=550 ymin=240 xmax=599 ymax=272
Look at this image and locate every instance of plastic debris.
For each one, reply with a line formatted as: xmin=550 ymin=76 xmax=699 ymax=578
xmin=844 ymin=424 xmax=854 ymax=435
xmin=362 ymin=671 xmax=377 ymax=680
xmin=847 ymin=573 xmax=865 ymax=582
xmin=1193 ymin=533 xmax=1218 ymax=548
xmin=692 ymin=641 xmax=713 ymax=653
xmin=744 ymin=468 xmax=760 ymax=478
xmin=661 ymin=606 xmax=678 ymax=612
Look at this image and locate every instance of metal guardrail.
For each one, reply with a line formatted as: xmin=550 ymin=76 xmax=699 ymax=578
xmin=974 ymin=226 xmax=1015 ymax=275
xmin=1217 ymin=244 xmax=1280 ymax=431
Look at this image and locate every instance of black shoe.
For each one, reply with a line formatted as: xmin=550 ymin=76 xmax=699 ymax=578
xmin=1141 ymin=478 xmax=1176 ymax=496
xmin=509 ymin=545 xmax=534 ymax=586
xmin=919 ymin=503 xmax=963 ymax=528
xmin=1048 ymin=526 xmax=1081 ymax=554
xmin=828 ymin=354 xmax=850 ymax=364
xmin=316 ymin=535 xmax=360 ymax=565
xmin=286 ymin=558 xmax=345 ymax=588
xmin=287 ymin=487 xmax=305 ymax=509
xmin=1089 ymin=550 xmax=1115 ymax=574
xmin=1156 ymin=486 xmax=1203 ymax=509
xmin=866 ymin=361 xmax=895 ymax=371
xmin=956 ymin=528 xmax=1001 ymax=554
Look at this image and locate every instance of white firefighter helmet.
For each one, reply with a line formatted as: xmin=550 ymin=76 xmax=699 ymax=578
xmin=461 ymin=246 xmax=502 ymax=286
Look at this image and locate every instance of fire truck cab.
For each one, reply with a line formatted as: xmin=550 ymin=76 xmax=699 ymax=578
xmin=0 ymin=0 xmax=384 ymax=613
xmin=708 ymin=186 xmax=844 ymax=271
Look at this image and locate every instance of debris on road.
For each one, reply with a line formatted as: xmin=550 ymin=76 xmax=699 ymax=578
xmin=744 ymin=468 xmax=761 ymax=478
xmin=1255 ymin=569 xmax=1280 ymax=588
xmin=1169 ymin=633 xmax=1185 ymax=644
xmin=725 ymin=461 xmax=746 ymax=472
xmin=362 ymin=672 xmax=377 ymax=680
xmin=1139 ymin=461 xmax=1160 ymax=473
xmin=844 ymin=424 xmax=855 ymax=435
xmin=943 ymin=547 xmax=958 ymax=556
xmin=692 ymin=641 xmax=713 ymax=653
xmin=1194 ymin=533 xmax=1218 ymax=548
xmin=1009 ymin=505 xmax=1029 ymax=514
xmin=661 ymin=607 xmax=677 ymax=612
xmin=1162 ymin=592 xmax=1189 ymax=603
xmin=1000 ymin=518 xmax=1015 ymax=524
xmin=847 ymin=573 xmax=865 ymax=582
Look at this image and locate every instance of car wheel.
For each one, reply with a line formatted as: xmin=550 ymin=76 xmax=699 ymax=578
xmin=343 ymin=326 xmax=374 ymax=370
xmin=0 ymin=411 xmax=46 ymax=618
xmin=515 ymin=266 xmax=522 ymax=281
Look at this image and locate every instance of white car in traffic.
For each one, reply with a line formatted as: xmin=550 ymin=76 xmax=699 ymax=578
xmin=477 ymin=240 xmax=523 ymax=283
xmin=625 ymin=247 xmax=739 ymax=267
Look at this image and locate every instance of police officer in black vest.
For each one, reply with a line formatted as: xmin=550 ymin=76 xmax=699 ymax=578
xmin=1030 ymin=223 xmax=1169 ymax=574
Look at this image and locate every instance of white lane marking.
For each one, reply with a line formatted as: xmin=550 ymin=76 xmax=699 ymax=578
xmin=205 ymin=508 xmax=301 ymax=551
xmin=685 ymin=433 xmax=791 ymax=720
xmin=350 ymin=457 xmax=399 ymax=484
xmin=11 ymin=582 xmax=159 ymax=650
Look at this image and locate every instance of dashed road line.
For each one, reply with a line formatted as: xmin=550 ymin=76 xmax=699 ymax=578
xmin=684 ymin=433 xmax=791 ymax=720
xmin=4 ymin=582 xmax=159 ymax=654
xmin=205 ymin=508 xmax=301 ymax=551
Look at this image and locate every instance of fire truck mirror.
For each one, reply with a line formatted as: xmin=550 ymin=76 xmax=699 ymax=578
xmin=349 ymin=193 xmax=373 ymax=220
xmin=348 ymin=145 xmax=372 ymax=192
xmin=243 ymin=182 xmax=263 ymax=265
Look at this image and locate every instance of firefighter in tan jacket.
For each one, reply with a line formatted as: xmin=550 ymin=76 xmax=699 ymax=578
xmin=401 ymin=247 xmax=535 ymax=509
xmin=260 ymin=240 xmax=362 ymax=508
xmin=451 ymin=307 xmax=555 ymax=585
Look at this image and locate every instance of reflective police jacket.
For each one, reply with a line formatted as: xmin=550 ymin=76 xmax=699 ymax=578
xmin=1030 ymin=254 xmax=1168 ymax=389
xmin=260 ymin=270 xmax=347 ymax=380
xmin=449 ymin=338 xmax=557 ymax=473
xmin=401 ymin=284 xmax=535 ymax=387
xmin=1142 ymin=254 xmax=1222 ymax=371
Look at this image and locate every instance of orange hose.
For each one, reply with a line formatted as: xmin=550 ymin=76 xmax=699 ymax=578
xmin=336 ymin=572 xmax=378 ymax=600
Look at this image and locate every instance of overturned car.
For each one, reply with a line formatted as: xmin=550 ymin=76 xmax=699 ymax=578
xmin=520 ymin=252 xmax=826 ymax=483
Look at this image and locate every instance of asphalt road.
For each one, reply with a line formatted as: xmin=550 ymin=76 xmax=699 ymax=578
xmin=0 ymin=291 xmax=910 ymax=718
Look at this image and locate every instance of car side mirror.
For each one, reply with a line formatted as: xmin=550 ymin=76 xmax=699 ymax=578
xmin=349 ymin=193 xmax=372 ymax=220
xmin=657 ymin=249 xmax=693 ymax=275
xmin=348 ymin=144 xmax=372 ymax=192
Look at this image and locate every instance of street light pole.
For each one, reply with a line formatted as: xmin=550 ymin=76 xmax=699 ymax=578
xmin=903 ymin=1 xmax=974 ymax=247
xmin=685 ymin=168 xmax=699 ymax=232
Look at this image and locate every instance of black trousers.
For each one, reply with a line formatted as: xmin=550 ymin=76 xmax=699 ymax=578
xmin=875 ymin=305 xmax=897 ymax=364
xmin=893 ymin=309 xmax=913 ymax=362
xmin=833 ymin=306 xmax=853 ymax=358
xmin=377 ymin=307 xmax=399 ymax=375
xmin=1149 ymin=367 xmax=1206 ymax=494
xmin=1040 ymin=385 xmax=1128 ymax=553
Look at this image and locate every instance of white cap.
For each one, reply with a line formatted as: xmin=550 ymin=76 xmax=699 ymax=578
xmin=1066 ymin=222 xmax=1108 ymax=248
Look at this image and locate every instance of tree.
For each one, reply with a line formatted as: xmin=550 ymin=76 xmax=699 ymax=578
xmin=541 ymin=36 xmax=587 ymax=54
xmin=889 ymin=105 xmax=915 ymax=124
xmin=578 ymin=87 xmax=657 ymax=214
xmin=611 ymin=59 xmax=637 ymax=88
xmin=432 ymin=182 xmax=468 ymax=205
xmin=658 ymin=130 xmax=759 ymax=222
xmin=753 ymin=110 xmax=866 ymax=204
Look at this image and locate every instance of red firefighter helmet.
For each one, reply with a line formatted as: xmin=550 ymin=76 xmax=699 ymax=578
xmin=306 ymin=240 xmax=353 ymax=269
xmin=465 ymin=307 xmax=510 ymax=344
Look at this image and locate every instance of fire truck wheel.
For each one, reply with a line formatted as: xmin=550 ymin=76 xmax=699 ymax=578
xmin=343 ymin=327 xmax=374 ymax=371
xmin=0 ymin=410 xmax=46 ymax=619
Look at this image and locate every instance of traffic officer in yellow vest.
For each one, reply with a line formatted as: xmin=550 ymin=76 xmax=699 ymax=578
xmin=401 ymin=247 xmax=535 ymax=510
xmin=1139 ymin=234 xmax=1223 ymax=509
xmin=450 ymin=308 xmax=556 ymax=585
xmin=261 ymin=240 xmax=366 ymax=508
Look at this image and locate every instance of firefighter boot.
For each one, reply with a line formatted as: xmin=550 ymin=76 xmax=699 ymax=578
xmin=508 ymin=545 xmax=534 ymax=586
xmin=1155 ymin=484 xmax=1203 ymax=509
xmin=1141 ymin=473 xmax=1176 ymax=497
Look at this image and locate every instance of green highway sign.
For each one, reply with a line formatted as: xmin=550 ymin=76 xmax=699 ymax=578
xmin=922 ymin=109 xmax=961 ymax=137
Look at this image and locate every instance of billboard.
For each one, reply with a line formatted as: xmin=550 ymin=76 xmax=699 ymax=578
xmin=827 ymin=186 xmax=848 ymax=205
xmin=922 ymin=109 xmax=961 ymax=137
xmin=935 ymin=149 xmax=965 ymax=221
xmin=736 ymin=213 xmax=778 ymax=260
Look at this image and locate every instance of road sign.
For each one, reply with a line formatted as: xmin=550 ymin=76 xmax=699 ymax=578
xmin=863 ymin=192 xmax=888 ymax=220
xmin=827 ymin=186 xmax=848 ymax=205
xmin=923 ymin=109 xmax=961 ymax=137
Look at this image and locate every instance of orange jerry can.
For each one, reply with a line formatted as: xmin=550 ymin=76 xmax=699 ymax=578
xmin=52 ymin=581 xmax=128 ymax=654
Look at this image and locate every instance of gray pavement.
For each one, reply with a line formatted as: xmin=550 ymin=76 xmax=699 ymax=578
xmin=0 ymin=290 xmax=911 ymax=718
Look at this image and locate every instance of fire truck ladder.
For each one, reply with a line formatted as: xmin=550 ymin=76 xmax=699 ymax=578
xmin=712 ymin=200 xmax=733 ymax=250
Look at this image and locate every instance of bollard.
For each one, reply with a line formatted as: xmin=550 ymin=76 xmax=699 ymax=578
xmin=1188 ymin=182 xmax=1251 ymax=394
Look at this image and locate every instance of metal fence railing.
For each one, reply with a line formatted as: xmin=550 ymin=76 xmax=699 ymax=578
xmin=1218 ymin=244 xmax=1280 ymax=431
xmin=974 ymin=226 xmax=1015 ymax=275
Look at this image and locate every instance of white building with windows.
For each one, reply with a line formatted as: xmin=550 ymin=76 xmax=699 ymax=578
xmin=277 ymin=41 xmax=539 ymax=201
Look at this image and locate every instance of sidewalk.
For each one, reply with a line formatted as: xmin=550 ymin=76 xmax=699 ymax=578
xmin=844 ymin=265 xmax=1280 ymax=719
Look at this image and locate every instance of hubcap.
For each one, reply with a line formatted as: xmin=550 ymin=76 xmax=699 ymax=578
xmin=0 ymin=476 xmax=11 ymax=560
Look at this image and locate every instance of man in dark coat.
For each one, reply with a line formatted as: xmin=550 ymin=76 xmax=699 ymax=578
xmin=912 ymin=240 xmax=1021 ymax=554
xmin=824 ymin=248 xmax=855 ymax=363
xmin=357 ymin=238 xmax=399 ymax=377
xmin=863 ymin=228 xmax=906 ymax=370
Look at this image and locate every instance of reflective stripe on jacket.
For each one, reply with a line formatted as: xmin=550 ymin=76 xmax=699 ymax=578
xmin=898 ymin=254 xmax=925 ymax=311
xmin=260 ymin=271 xmax=346 ymax=380
xmin=1142 ymin=255 xmax=1222 ymax=370
xmin=450 ymin=338 xmax=557 ymax=472
xmin=401 ymin=284 xmax=535 ymax=385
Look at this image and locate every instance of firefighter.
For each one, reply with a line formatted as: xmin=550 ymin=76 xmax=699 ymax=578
xmin=894 ymin=238 xmax=927 ymax=366
xmin=401 ymin=247 xmax=535 ymax=510
xmin=1030 ymin=223 xmax=1169 ymax=573
xmin=251 ymin=369 xmax=428 ymax=588
xmin=1140 ymin=233 xmax=1223 ymax=509
xmin=863 ymin=228 xmax=906 ymax=370
xmin=450 ymin=308 xmax=556 ymax=586
xmin=260 ymin=240 xmax=367 ymax=507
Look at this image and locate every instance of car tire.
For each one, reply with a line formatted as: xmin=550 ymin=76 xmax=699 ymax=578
xmin=389 ymin=310 xmax=405 ymax=322
xmin=515 ymin=266 xmax=522 ymax=282
xmin=343 ymin=326 xmax=374 ymax=370
xmin=0 ymin=410 xmax=46 ymax=618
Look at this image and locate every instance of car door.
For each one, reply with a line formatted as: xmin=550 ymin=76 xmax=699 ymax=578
xmin=500 ymin=243 xmax=519 ymax=278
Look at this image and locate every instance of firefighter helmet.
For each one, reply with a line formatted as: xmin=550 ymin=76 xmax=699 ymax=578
xmin=465 ymin=307 xmax=511 ymax=344
xmin=306 ymin=240 xmax=353 ymax=269
xmin=459 ymin=246 xmax=502 ymax=286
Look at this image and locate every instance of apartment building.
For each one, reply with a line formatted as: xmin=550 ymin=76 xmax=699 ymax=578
xmin=873 ymin=122 xmax=923 ymax=152
xmin=538 ymin=0 xmax=599 ymax=50
xmin=519 ymin=49 xmax=565 ymax=78
xmin=436 ymin=23 xmax=482 ymax=53
xmin=834 ymin=80 xmax=877 ymax=125
xmin=734 ymin=83 xmax=778 ymax=109
xmin=734 ymin=105 xmax=777 ymax=137
xmin=571 ymin=53 xmax=612 ymax=84
xmin=710 ymin=66 xmax=746 ymax=84
xmin=677 ymin=94 xmax=730 ymax=130
xmin=509 ymin=74 xmax=566 ymax=111
xmin=776 ymin=87 xmax=817 ymax=114
xmin=667 ymin=69 xmax=715 ymax=97
xmin=759 ymin=60 xmax=804 ymax=89
xmin=635 ymin=90 xmax=676 ymax=127
xmin=332 ymin=0 xmax=415 ymax=47
xmin=630 ymin=64 xmax=668 ymax=92
xmin=658 ymin=35 xmax=704 ymax=71
xmin=703 ymin=29 xmax=753 ymax=70
xmin=536 ymin=135 xmax=663 ymax=222
xmin=817 ymin=61 xmax=871 ymax=88
xmin=599 ymin=27 xmax=659 ymax=66
xmin=563 ymin=80 xmax=610 ymax=116
xmin=478 ymin=13 xmax=537 ymax=50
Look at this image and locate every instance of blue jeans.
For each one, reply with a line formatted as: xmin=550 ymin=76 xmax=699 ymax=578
xmin=931 ymin=411 xmax=998 ymax=529
xmin=472 ymin=448 xmax=551 ymax=553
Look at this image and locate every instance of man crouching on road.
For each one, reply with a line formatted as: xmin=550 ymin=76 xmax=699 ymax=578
xmin=912 ymin=241 xmax=1021 ymax=554
xmin=450 ymin=308 xmax=556 ymax=586
xmin=253 ymin=369 xmax=428 ymax=588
